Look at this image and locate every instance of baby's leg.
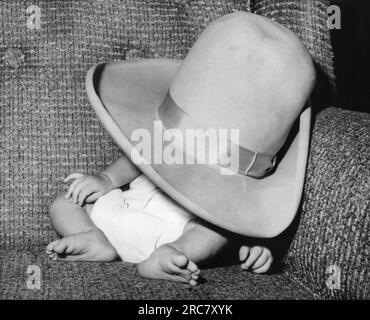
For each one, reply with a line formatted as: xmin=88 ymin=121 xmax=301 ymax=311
xmin=138 ymin=219 xmax=229 ymax=285
xmin=173 ymin=218 xmax=229 ymax=265
xmin=46 ymin=195 xmax=118 ymax=261
xmin=49 ymin=195 xmax=96 ymax=236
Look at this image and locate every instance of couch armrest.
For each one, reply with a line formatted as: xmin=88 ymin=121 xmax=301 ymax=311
xmin=285 ymin=107 xmax=369 ymax=299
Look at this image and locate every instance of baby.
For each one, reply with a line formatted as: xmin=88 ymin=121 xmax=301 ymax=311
xmin=46 ymin=155 xmax=273 ymax=285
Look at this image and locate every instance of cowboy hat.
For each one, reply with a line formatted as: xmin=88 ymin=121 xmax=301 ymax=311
xmin=85 ymin=12 xmax=316 ymax=238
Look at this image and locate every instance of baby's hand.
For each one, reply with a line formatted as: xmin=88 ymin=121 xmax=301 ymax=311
xmin=239 ymin=245 xmax=273 ymax=274
xmin=64 ymin=173 xmax=114 ymax=206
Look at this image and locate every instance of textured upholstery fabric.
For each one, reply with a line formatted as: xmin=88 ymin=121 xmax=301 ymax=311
xmin=0 ymin=0 xmax=367 ymax=299
xmin=0 ymin=249 xmax=316 ymax=299
xmin=0 ymin=0 xmax=252 ymax=250
xmin=253 ymin=0 xmax=337 ymax=106
xmin=285 ymin=108 xmax=370 ymax=299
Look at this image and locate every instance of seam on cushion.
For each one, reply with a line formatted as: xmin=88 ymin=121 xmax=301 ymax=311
xmin=283 ymin=270 xmax=323 ymax=300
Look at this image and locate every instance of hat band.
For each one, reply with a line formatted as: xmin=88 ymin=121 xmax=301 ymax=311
xmin=157 ymin=92 xmax=276 ymax=178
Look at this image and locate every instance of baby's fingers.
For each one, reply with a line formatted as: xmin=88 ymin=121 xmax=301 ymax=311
xmin=64 ymin=173 xmax=84 ymax=183
xmin=253 ymin=256 xmax=273 ymax=274
xmin=239 ymin=246 xmax=250 ymax=262
xmin=65 ymin=177 xmax=83 ymax=200
xmin=242 ymin=246 xmax=263 ymax=270
xmin=85 ymin=192 xmax=102 ymax=204
xmin=71 ymin=180 xmax=89 ymax=205
xmin=251 ymin=248 xmax=271 ymax=271
xmin=76 ymin=187 xmax=94 ymax=206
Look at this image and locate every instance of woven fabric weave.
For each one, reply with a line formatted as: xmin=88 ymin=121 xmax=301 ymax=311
xmin=285 ymin=107 xmax=370 ymax=299
xmin=1 ymin=0 xmax=367 ymax=299
xmin=0 ymin=249 xmax=316 ymax=299
xmin=0 ymin=0 xmax=251 ymax=250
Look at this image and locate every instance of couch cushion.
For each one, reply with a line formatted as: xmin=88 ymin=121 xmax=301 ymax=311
xmin=0 ymin=249 xmax=316 ymax=299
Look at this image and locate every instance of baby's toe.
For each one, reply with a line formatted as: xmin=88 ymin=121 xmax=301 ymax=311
xmin=192 ymin=268 xmax=201 ymax=277
xmin=46 ymin=240 xmax=62 ymax=260
xmin=46 ymin=240 xmax=59 ymax=253
xmin=163 ymin=251 xmax=190 ymax=279
xmin=191 ymin=270 xmax=201 ymax=283
xmin=169 ymin=251 xmax=201 ymax=283
xmin=187 ymin=261 xmax=200 ymax=285
xmin=170 ymin=252 xmax=188 ymax=271
xmin=189 ymin=278 xmax=198 ymax=286
xmin=187 ymin=260 xmax=199 ymax=274
xmin=52 ymin=237 xmax=72 ymax=254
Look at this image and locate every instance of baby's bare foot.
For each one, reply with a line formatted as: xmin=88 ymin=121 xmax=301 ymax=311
xmin=138 ymin=244 xmax=200 ymax=286
xmin=239 ymin=245 xmax=273 ymax=274
xmin=46 ymin=229 xmax=117 ymax=262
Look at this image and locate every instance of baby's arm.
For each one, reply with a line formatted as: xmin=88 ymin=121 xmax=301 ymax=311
xmin=65 ymin=155 xmax=141 ymax=206
xmin=101 ymin=154 xmax=141 ymax=191
xmin=50 ymin=155 xmax=141 ymax=236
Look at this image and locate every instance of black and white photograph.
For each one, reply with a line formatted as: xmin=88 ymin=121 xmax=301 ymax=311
xmin=0 ymin=0 xmax=368 ymax=308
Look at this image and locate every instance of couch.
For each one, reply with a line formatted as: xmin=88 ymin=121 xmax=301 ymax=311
xmin=0 ymin=0 xmax=368 ymax=299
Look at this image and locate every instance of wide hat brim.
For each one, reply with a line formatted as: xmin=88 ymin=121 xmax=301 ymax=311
xmin=86 ymin=59 xmax=311 ymax=238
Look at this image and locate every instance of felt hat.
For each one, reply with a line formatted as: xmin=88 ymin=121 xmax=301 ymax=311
xmin=86 ymin=12 xmax=316 ymax=237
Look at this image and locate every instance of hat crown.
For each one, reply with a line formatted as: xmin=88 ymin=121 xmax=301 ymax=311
xmin=170 ymin=12 xmax=316 ymax=155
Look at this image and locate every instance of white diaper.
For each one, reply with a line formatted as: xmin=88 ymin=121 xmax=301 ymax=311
xmin=89 ymin=174 xmax=194 ymax=263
